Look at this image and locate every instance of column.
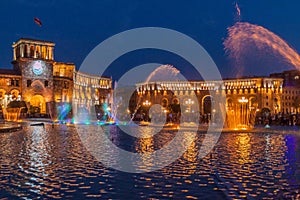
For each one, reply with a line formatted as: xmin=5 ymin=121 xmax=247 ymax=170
xmin=49 ymin=47 xmax=53 ymax=60
xmin=45 ymin=47 xmax=48 ymax=59
xmin=34 ymin=45 xmax=37 ymax=58
xmin=20 ymin=44 xmax=24 ymax=57
xmin=28 ymin=45 xmax=30 ymax=58
xmin=13 ymin=47 xmax=16 ymax=60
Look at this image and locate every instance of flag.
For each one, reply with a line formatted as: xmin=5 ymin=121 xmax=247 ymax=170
xmin=34 ymin=17 xmax=42 ymax=26
xmin=235 ymin=2 xmax=241 ymax=17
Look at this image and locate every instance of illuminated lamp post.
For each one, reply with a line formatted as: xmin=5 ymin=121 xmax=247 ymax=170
xmin=142 ymin=100 xmax=151 ymax=121
xmin=185 ymin=99 xmax=194 ymax=113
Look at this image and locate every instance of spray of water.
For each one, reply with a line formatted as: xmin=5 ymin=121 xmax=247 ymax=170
xmin=145 ymin=64 xmax=180 ymax=82
xmin=235 ymin=2 xmax=241 ymax=22
xmin=224 ymin=22 xmax=300 ymax=71
xmin=130 ymin=64 xmax=181 ymax=124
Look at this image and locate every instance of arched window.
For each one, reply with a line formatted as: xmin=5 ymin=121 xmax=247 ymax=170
xmin=27 ymin=80 xmax=32 ymax=87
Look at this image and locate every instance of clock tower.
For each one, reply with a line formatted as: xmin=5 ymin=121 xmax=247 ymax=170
xmin=12 ymin=38 xmax=55 ymax=114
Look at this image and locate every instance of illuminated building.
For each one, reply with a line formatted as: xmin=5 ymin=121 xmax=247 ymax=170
xmin=134 ymin=77 xmax=284 ymax=122
xmin=0 ymin=38 xmax=112 ymax=119
xmin=73 ymin=71 xmax=112 ymax=120
xmin=270 ymin=70 xmax=300 ymax=114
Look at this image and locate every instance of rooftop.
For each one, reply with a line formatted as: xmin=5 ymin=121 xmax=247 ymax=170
xmin=12 ymin=38 xmax=55 ymax=47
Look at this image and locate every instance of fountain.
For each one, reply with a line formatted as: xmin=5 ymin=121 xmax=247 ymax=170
xmin=223 ymin=21 xmax=300 ymax=129
xmin=226 ymin=97 xmax=258 ymax=130
xmin=224 ymin=22 xmax=300 ymax=73
xmin=2 ymin=100 xmax=27 ymax=122
xmin=56 ymin=103 xmax=72 ymax=123
xmin=3 ymin=107 xmax=24 ymax=122
xmin=129 ymin=64 xmax=184 ymax=125
xmin=145 ymin=64 xmax=181 ymax=82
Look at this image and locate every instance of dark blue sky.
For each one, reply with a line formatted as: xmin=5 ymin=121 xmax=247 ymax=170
xmin=1 ymin=0 xmax=300 ymax=80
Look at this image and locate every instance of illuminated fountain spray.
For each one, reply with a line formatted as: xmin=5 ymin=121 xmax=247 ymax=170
xmin=145 ymin=64 xmax=180 ymax=82
xmin=225 ymin=97 xmax=257 ymax=130
xmin=224 ymin=21 xmax=300 ymax=129
xmin=224 ymin=22 xmax=300 ymax=72
xmin=130 ymin=64 xmax=182 ymax=123
xmin=56 ymin=103 xmax=72 ymax=122
xmin=3 ymin=107 xmax=24 ymax=122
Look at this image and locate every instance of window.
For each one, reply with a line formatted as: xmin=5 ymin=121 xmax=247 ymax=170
xmin=44 ymin=80 xmax=49 ymax=87
xmin=16 ymin=80 xmax=19 ymax=87
xmin=27 ymin=80 xmax=32 ymax=87
xmin=60 ymin=68 xmax=65 ymax=77
xmin=64 ymin=82 xmax=69 ymax=89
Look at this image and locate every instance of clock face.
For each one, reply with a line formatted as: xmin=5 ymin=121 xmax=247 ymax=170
xmin=31 ymin=60 xmax=45 ymax=75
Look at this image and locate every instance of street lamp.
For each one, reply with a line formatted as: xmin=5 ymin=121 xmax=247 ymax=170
xmin=143 ymin=100 xmax=151 ymax=106
xmin=142 ymin=100 xmax=151 ymax=121
xmin=238 ymin=96 xmax=248 ymax=103
xmin=185 ymin=98 xmax=194 ymax=113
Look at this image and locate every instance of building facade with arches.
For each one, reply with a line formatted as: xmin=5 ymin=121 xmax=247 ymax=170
xmin=134 ymin=77 xmax=283 ymax=125
xmin=0 ymin=38 xmax=112 ymax=119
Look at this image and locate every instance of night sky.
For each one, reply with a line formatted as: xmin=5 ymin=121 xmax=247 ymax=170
xmin=1 ymin=0 xmax=300 ymax=80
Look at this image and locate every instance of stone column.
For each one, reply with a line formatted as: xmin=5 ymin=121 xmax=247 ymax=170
xmin=27 ymin=45 xmax=30 ymax=58
xmin=20 ymin=44 xmax=24 ymax=57
xmin=34 ymin=45 xmax=37 ymax=58
xmin=48 ymin=47 xmax=53 ymax=60
xmin=13 ymin=47 xmax=16 ymax=60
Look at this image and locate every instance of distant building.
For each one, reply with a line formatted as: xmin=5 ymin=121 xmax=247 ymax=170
xmin=270 ymin=70 xmax=300 ymax=114
xmin=73 ymin=71 xmax=112 ymax=121
xmin=133 ymin=77 xmax=283 ymax=126
xmin=0 ymin=38 xmax=112 ymax=119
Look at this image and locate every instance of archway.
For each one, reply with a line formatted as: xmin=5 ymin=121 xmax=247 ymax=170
xmin=161 ymin=98 xmax=168 ymax=108
xmin=30 ymin=95 xmax=46 ymax=114
xmin=202 ymin=95 xmax=212 ymax=114
xmin=10 ymin=89 xmax=20 ymax=101
xmin=226 ymin=98 xmax=233 ymax=111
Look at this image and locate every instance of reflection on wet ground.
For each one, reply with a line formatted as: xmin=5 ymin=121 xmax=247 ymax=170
xmin=0 ymin=124 xmax=299 ymax=199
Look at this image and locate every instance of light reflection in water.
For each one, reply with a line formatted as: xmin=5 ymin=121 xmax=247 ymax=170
xmin=181 ymin=132 xmax=198 ymax=174
xmin=0 ymin=125 xmax=299 ymax=199
xmin=236 ymin=133 xmax=251 ymax=164
xmin=25 ymin=126 xmax=51 ymax=195
xmin=135 ymin=133 xmax=155 ymax=171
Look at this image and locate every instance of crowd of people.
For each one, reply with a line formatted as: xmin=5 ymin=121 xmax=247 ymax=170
xmin=255 ymin=112 xmax=300 ymax=126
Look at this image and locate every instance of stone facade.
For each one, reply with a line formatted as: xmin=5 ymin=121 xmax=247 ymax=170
xmin=270 ymin=70 xmax=300 ymax=114
xmin=133 ymin=77 xmax=284 ymax=126
xmin=0 ymin=38 xmax=112 ymax=120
